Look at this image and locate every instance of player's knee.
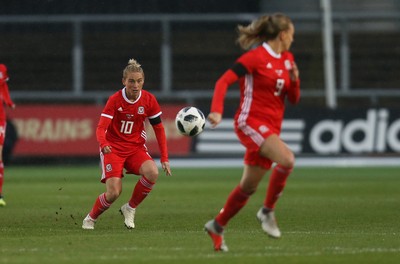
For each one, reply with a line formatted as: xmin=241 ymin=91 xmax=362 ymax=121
xmin=281 ymin=152 xmax=295 ymax=169
xmin=106 ymin=188 xmax=122 ymax=202
xmin=139 ymin=160 xmax=159 ymax=182
xmin=239 ymin=177 xmax=260 ymax=194
xmin=143 ymin=167 xmax=159 ymax=183
xmin=241 ymin=185 xmax=257 ymax=195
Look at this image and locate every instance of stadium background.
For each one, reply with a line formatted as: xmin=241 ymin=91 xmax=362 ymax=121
xmin=1 ymin=0 xmax=400 ymax=166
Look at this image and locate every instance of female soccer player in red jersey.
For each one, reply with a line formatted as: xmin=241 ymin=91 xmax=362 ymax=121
xmin=82 ymin=59 xmax=172 ymax=230
xmin=204 ymin=13 xmax=300 ymax=251
xmin=0 ymin=64 xmax=16 ymax=207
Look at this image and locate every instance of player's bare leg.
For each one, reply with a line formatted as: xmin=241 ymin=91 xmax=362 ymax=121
xmin=257 ymin=135 xmax=295 ymax=237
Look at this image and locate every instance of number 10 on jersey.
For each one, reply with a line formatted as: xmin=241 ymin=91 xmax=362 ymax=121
xmin=120 ymin=120 xmax=134 ymax=134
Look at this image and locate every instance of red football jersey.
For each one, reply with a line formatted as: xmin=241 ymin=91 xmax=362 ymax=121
xmin=235 ymin=43 xmax=299 ymax=133
xmin=0 ymin=64 xmax=9 ymax=83
xmin=0 ymin=64 xmax=15 ymax=121
xmin=100 ymin=88 xmax=162 ymax=156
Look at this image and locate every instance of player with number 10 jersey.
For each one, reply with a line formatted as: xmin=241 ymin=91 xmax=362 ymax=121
xmin=82 ymin=59 xmax=171 ymax=231
xmin=99 ymin=88 xmax=163 ymax=158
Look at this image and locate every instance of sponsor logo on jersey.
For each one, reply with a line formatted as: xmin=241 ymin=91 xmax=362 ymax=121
xmin=126 ymin=114 xmax=134 ymax=119
xmin=266 ymin=63 xmax=272 ymax=69
xmin=275 ymin=69 xmax=283 ymax=76
xmin=118 ymin=107 xmax=123 ymax=111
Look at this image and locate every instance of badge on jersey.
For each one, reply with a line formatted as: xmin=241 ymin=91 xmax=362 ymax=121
xmin=138 ymin=106 xmax=144 ymax=114
xmin=258 ymin=125 xmax=269 ymax=134
xmin=284 ymin=59 xmax=293 ymax=70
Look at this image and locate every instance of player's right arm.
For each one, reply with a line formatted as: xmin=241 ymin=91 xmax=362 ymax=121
xmin=96 ymin=96 xmax=115 ymax=153
xmin=96 ymin=116 xmax=112 ymax=153
xmin=209 ymin=62 xmax=248 ymax=127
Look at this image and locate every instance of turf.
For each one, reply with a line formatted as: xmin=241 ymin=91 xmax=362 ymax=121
xmin=1 ymin=165 xmax=399 ymax=263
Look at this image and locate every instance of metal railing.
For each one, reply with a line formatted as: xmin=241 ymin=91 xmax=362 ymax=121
xmin=1 ymin=12 xmax=399 ymax=105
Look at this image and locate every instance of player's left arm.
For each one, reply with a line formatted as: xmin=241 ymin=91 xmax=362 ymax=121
xmin=209 ymin=62 xmax=247 ymax=127
xmin=1 ymin=78 xmax=16 ymax=108
xmin=286 ymin=53 xmax=301 ymax=105
xmin=149 ymin=115 xmax=172 ymax=176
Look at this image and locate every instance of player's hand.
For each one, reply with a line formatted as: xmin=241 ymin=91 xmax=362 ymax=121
xmin=161 ymin=161 xmax=172 ymax=176
xmin=289 ymin=62 xmax=299 ymax=82
xmin=102 ymin=145 xmax=112 ymax=154
xmin=207 ymin=112 xmax=222 ymax=128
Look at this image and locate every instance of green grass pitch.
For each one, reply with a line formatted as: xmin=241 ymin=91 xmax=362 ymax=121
xmin=1 ymin=165 xmax=400 ymax=263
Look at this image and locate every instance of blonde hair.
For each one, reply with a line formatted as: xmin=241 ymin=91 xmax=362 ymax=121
xmin=123 ymin=58 xmax=145 ymax=79
xmin=237 ymin=13 xmax=292 ymax=50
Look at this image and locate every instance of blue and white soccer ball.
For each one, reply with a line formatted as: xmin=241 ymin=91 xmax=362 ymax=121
xmin=175 ymin=106 xmax=206 ymax=137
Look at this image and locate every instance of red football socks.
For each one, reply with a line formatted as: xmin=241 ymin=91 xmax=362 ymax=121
xmin=89 ymin=193 xmax=111 ymax=219
xmin=264 ymin=165 xmax=292 ymax=209
xmin=128 ymin=176 xmax=154 ymax=208
xmin=215 ymin=185 xmax=251 ymax=227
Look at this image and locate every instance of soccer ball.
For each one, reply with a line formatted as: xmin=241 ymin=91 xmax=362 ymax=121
xmin=175 ymin=106 xmax=206 ymax=137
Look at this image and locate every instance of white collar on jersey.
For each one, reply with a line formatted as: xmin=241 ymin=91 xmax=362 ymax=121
xmin=262 ymin=42 xmax=281 ymax=59
xmin=122 ymin=87 xmax=142 ymax=104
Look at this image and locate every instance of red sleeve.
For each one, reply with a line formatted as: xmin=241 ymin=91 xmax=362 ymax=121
xmin=152 ymin=122 xmax=168 ymax=162
xmin=0 ymin=64 xmax=14 ymax=107
xmin=1 ymin=82 xmax=15 ymax=107
xmin=147 ymin=92 xmax=162 ymax=118
xmin=0 ymin=64 xmax=9 ymax=83
xmin=210 ymin=69 xmax=239 ymax=114
xmin=283 ymin=52 xmax=300 ymax=105
xmin=96 ymin=116 xmax=112 ymax=149
xmin=287 ymin=79 xmax=300 ymax=105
